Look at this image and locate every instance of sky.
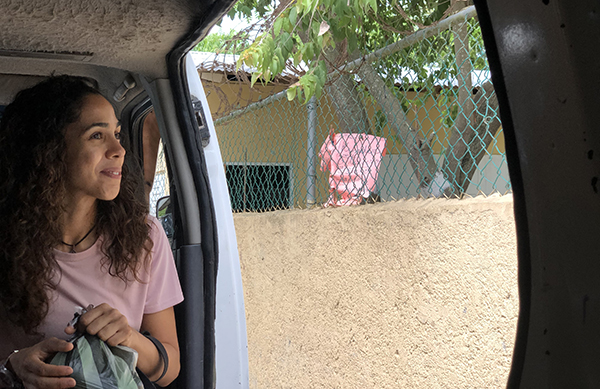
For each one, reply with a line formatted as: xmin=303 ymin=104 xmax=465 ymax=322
xmin=210 ymin=14 xmax=254 ymax=34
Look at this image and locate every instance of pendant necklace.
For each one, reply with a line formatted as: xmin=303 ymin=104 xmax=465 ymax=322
xmin=61 ymin=224 xmax=97 ymax=253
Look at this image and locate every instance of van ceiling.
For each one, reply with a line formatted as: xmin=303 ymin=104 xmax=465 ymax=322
xmin=0 ymin=0 xmax=232 ymax=79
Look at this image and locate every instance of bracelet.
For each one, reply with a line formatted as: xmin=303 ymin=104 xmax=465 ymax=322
xmin=0 ymin=350 xmax=23 ymax=388
xmin=141 ymin=332 xmax=169 ymax=383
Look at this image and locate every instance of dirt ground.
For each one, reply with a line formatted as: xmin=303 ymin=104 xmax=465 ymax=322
xmin=234 ymin=195 xmax=518 ymax=388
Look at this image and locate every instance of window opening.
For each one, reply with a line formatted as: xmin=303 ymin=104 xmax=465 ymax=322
xmin=149 ymin=141 xmax=170 ymax=215
xmin=225 ymin=163 xmax=292 ymax=212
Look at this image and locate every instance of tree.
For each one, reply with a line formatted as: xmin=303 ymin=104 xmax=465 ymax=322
xmin=227 ymin=0 xmax=502 ymax=198
xmin=193 ymin=29 xmax=249 ymax=54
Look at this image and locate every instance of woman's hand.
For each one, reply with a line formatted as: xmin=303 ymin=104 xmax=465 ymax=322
xmin=64 ymin=304 xmax=181 ymax=386
xmin=66 ymin=303 xmax=134 ymax=347
xmin=9 ymin=338 xmax=76 ymax=389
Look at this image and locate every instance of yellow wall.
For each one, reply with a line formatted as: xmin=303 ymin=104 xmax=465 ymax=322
xmin=365 ymin=90 xmax=505 ymax=156
xmin=205 ymin=79 xmax=504 ymax=156
xmin=203 ymin=77 xmax=289 ymax=118
xmin=235 ymin=196 xmax=518 ymax=388
xmin=203 ymin=76 xmax=506 ymax=206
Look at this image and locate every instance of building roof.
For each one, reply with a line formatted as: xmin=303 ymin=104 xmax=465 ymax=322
xmin=190 ymin=51 xmax=300 ymax=84
xmin=191 ymin=51 xmax=492 ymax=89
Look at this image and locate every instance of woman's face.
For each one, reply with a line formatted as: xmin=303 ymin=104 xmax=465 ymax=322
xmin=64 ymin=93 xmax=125 ymax=203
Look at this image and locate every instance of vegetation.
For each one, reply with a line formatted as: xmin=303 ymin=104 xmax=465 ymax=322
xmin=229 ymin=0 xmax=472 ymax=99
xmin=213 ymin=0 xmax=501 ymax=198
xmin=193 ymin=29 xmax=249 ymax=54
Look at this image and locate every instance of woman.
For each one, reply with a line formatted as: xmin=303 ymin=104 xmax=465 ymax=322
xmin=0 ymin=76 xmax=183 ymax=388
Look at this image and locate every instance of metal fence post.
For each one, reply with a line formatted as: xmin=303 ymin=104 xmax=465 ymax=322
xmin=307 ymin=96 xmax=317 ymax=207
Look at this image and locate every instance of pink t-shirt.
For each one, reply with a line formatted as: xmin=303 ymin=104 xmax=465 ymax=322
xmin=38 ymin=215 xmax=184 ymax=340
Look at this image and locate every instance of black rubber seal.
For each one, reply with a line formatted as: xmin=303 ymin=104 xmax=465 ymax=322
xmin=473 ymin=1 xmax=532 ymax=387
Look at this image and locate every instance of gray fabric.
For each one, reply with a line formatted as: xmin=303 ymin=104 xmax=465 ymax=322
xmin=50 ymin=334 xmax=143 ymax=389
xmin=0 ymin=0 xmax=208 ymax=78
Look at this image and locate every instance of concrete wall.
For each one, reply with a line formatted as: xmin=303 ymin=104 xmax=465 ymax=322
xmin=234 ymin=195 xmax=519 ymax=388
xmin=378 ymin=154 xmax=512 ymax=200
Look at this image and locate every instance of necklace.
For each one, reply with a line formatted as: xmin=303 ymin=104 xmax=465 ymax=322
xmin=61 ymin=224 xmax=97 ymax=253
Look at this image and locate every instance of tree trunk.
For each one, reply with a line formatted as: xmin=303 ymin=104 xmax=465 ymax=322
xmin=325 ymin=74 xmax=371 ymax=133
xmin=438 ymin=2 xmax=502 ymax=197
xmin=356 ymin=62 xmax=437 ymax=191
xmin=358 ymin=67 xmax=500 ymax=198
xmin=441 ymin=82 xmax=501 ymax=196
xmin=323 ymin=0 xmax=502 ymax=198
xmin=440 ymin=1 xmax=476 ymax=196
xmin=323 ymin=41 xmax=371 ymax=134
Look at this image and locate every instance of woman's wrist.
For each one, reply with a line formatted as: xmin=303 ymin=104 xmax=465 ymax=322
xmin=0 ymin=350 xmax=23 ymax=388
xmin=129 ymin=330 xmax=166 ymax=381
xmin=5 ymin=350 xmax=18 ymax=374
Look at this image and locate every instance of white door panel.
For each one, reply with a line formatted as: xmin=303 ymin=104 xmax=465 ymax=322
xmin=185 ymin=53 xmax=250 ymax=389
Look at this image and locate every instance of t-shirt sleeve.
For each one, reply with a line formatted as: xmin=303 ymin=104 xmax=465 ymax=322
xmin=144 ymin=215 xmax=184 ymax=314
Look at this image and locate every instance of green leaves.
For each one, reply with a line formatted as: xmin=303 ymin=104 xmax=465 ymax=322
xmin=193 ymin=29 xmax=249 ymax=54
xmin=233 ymin=0 xmax=386 ymax=101
xmin=347 ymin=32 xmax=358 ymax=53
xmin=274 ymin=17 xmax=284 ymax=36
xmin=250 ymin=71 xmax=261 ymax=88
xmin=289 ymin=6 xmax=298 ymax=26
xmin=287 ymin=86 xmax=297 ymax=100
xmin=232 ymin=0 xmax=470 ymax=102
xmin=314 ymin=60 xmax=327 ymax=86
xmin=303 ymin=42 xmax=315 ymax=62
xmin=367 ymin=0 xmax=377 ymax=14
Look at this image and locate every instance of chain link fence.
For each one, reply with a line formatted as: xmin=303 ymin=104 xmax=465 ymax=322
xmin=199 ymin=6 xmax=509 ymax=212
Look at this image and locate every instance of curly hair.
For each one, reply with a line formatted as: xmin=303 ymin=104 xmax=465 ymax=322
xmin=0 ymin=75 xmax=151 ymax=334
